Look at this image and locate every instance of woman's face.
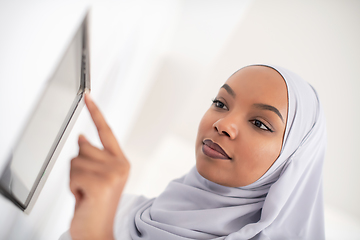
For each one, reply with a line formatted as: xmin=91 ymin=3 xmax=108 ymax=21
xmin=195 ymin=66 xmax=288 ymax=187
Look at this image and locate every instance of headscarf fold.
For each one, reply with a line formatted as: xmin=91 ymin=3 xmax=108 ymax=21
xmin=129 ymin=64 xmax=326 ymax=240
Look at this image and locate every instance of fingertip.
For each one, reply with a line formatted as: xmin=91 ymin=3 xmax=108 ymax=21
xmin=78 ymin=134 xmax=89 ymax=144
xmin=85 ymin=92 xmax=91 ymax=100
xmin=84 ymin=93 xmax=92 ymax=106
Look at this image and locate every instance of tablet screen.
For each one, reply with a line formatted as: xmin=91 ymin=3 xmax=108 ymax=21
xmin=0 ymin=13 xmax=90 ymax=211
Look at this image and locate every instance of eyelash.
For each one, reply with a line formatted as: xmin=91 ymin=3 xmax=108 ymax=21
xmin=211 ymin=98 xmax=273 ymax=132
xmin=250 ymin=119 xmax=273 ymax=132
xmin=212 ymin=98 xmax=228 ymax=110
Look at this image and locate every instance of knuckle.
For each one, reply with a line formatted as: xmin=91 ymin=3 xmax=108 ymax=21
xmin=99 ymin=124 xmax=112 ymax=134
xmin=123 ymin=165 xmax=130 ymax=176
xmin=108 ymin=174 xmax=118 ymax=185
xmin=104 ymin=123 xmax=112 ymax=131
xmin=71 ymin=157 xmax=82 ymax=167
xmin=70 ymin=157 xmax=77 ymax=167
xmin=105 ymin=167 xmax=127 ymax=186
xmin=113 ymin=160 xmax=130 ymax=176
xmin=122 ymin=159 xmax=131 ymax=172
xmin=78 ymin=143 xmax=89 ymax=154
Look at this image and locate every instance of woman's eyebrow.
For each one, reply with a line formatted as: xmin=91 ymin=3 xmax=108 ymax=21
xmin=221 ymin=84 xmax=236 ymax=98
xmin=253 ymin=103 xmax=284 ymax=123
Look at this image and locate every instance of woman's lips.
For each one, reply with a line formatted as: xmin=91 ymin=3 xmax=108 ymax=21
xmin=202 ymin=139 xmax=231 ymax=160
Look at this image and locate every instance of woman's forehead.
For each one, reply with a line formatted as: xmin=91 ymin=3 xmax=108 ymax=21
xmin=223 ymin=66 xmax=288 ymax=118
xmin=227 ymin=66 xmax=285 ymax=86
xmin=225 ymin=66 xmax=286 ymax=95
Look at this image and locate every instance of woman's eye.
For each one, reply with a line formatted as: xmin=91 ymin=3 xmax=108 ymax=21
xmin=251 ymin=120 xmax=273 ymax=132
xmin=212 ymin=99 xmax=228 ymax=110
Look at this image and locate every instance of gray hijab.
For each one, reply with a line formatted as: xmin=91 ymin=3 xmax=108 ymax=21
xmin=129 ymin=65 xmax=326 ymax=240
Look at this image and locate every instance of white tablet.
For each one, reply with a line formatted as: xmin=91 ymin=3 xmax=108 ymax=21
xmin=0 ymin=12 xmax=90 ymax=213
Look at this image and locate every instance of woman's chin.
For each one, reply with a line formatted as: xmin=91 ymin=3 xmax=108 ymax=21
xmin=196 ymin=161 xmax=233 ymax=187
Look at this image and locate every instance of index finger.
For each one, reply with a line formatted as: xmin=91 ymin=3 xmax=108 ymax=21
xmin=84 ymin=94 xmax=122 ymax=156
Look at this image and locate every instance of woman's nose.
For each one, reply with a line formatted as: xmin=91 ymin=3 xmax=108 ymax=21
xmin=213 ymin=118 xmax=238 ymax=139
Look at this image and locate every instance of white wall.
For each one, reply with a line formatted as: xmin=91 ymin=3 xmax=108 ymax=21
xmin=0 ymin=0 xmax=359 ymax=239
xmin=0 ymin=0 xmax=182 ymax=238
xmin=124 ymin=0 xmax=360 ymax=239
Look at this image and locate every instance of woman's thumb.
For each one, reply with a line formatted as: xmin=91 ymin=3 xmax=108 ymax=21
xmin=78 ymin=134 xmax=89 ymax=144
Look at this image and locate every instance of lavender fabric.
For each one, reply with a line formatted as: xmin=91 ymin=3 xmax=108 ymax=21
xmin=129 ymin=65 xmax=326 ymax=240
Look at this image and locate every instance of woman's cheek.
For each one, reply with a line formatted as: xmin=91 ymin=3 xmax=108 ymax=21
xmin=255 ymin=139 xmax=282 ymax=169
xmin=240 ymin=137 xmax=273 ymax=167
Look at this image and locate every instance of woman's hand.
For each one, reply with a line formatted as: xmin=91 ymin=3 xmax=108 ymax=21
xmin=69 ymin=94 xmax=130 ymax=240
